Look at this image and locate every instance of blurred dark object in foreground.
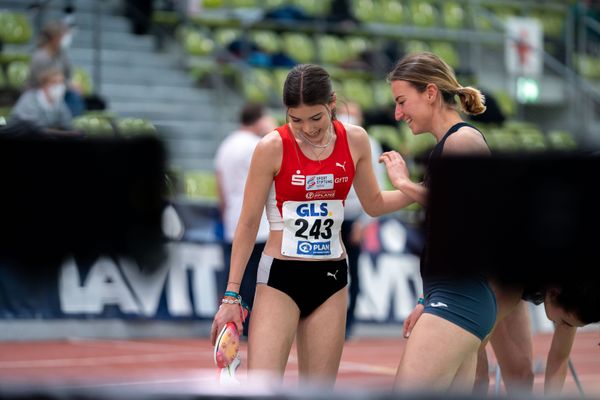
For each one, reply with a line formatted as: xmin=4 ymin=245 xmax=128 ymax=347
xmin=426 ymin=152 xmax=600 ymax=287
xmin=0 ymin=134 xmax=167 ymax=271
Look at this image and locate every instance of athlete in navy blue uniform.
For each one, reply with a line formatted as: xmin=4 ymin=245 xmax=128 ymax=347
xmin=476 ymin=281 xmax=600 ymax=395
xmin=379 ymin=52 xmax=494 ymax=392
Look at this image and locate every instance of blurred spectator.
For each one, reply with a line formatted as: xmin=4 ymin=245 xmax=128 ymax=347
xmin=326 ymin=0 xmax=359 ymax=28
xmin=263 ymin=5 xmax=311 ymax=23
xmin=219 ymin=38 xmax=296 ymax=68
xmin=125 ymin=0 xmax=154 ymax=35
xmin=9 ymin=68 xmax=77 ymax=136
xmin=27 ymin=20 xmax=86 ymax=117
xmin=338 ymin=102 xmax=386 ymax=339
xmin=214 ymin=103 xmax=277 ymax=336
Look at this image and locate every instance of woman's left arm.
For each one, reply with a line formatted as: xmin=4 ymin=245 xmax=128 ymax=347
xmin=544 ymin=324 xmax=577 ymax=394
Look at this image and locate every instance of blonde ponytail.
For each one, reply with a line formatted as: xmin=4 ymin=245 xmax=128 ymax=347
xmin=457 ymin=86 xmax=486 ymax=115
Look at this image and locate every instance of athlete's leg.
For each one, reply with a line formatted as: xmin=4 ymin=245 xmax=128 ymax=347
xmin=490 ymin=301 xmax=534 ymax=394
xmin=248 ymin=284 xmax=300 ymax=382
xmin=473 ymin=343 xmax=491 ymax=395
xmin=472 ymin=282 xmax=524 ymax=394
xmin=295 ymin=287 xmax=348 ymax=387
xmin=450 ymin=347 xmax=478 ymax=391
xmin=394 ymin=313 xmax=481 ymax=392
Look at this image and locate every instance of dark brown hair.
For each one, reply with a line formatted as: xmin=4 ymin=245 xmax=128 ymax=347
xmin=239 ymin=103 xmax=265 ymax=126
xmin=283 ymin=64 xmax=335 ymax=110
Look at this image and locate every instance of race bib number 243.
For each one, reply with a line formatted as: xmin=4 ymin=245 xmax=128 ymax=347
xmin=281 ymin=200 xmax=344 ymax=259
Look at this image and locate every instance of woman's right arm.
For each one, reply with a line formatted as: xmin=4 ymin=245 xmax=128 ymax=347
xmin=211 ymin=132 xmax=281 ymax=343
xmin=348 ymin=126 xmax=417 ymax=216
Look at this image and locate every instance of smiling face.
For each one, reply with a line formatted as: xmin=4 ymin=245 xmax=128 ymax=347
xmin=288 ymin=103 xmax=333 ymax=142
xmin=391 ymin=80 xmax=433 ymax=135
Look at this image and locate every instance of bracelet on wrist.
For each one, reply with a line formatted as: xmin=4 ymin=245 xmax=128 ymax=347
xmin=224 ymin=290 xmax=241 ymax=299
xmin=221 ymin=297 xmax=241 ymax=305
xmin=417 ymin=297 xmax=425 ymax=305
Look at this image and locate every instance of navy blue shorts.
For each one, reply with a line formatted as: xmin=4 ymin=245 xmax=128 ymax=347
xmin=257 ymin=254 xmax=348 ymax=318
xmin=422 ymin=277 xmax=497 ymax=341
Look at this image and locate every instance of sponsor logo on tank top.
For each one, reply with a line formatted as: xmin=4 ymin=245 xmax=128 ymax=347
xmin=291 ymin=170 xmax=305 ymax=186
xmin=306 ymin=190 xmax=336 ymax=200
xmin=297 ymin=240 xmax=331 ymax=256
xmin=306 ymin=174 xmax=334 ymax=190
xmin=336 ymin=162 xmax=347 ymax=172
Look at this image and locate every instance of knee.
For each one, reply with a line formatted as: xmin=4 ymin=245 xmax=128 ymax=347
xmin=516 ymin=368 xmax=534 ymax=386
xmin=503 ymin=365 xmax=534 ymax=389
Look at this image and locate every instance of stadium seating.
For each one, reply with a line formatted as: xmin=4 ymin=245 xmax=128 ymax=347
xmin=242 ymin=68 xmax=275 ymax=104
xmin=282 ymin=32 xmax=315 ymax=64
xmin=351 ymin=0 xmax=378 ymax=23
xmin=6 ymin=61 xmax=29 ymax=90
xmin=182 ymin=29 xmax=215 ymax=56
xmin=117 ymin=118 xmax=157 ymax=136
xmin=404 ymin=40 xmax=430 ymax=54
xmin=213 ymin=28 xmax=241 ymax=48
xmin=0 ymin=12 xmax=32 ymax=45
xmin=410 ymin=0 xmax=438 ymax=28
xmin=379 ymin=0 xmax=406 ymax=25
xmin=251 ymin=30 xmax=281 ymax=54
xmin=228 ymin=0 xmax=258 ymax=7
xmin=317 ymin=35 xmax=349 ymax=65
xmin=202 ymin=0 xmax=225 ymax=8
xmin=341 ymin=78 xmax=375 ymax=110
xmin=345 ymin=35 xmax=370 ymax=60
xmin=292 ymin=0 xmax=331 ymax=16
xmin=430 ymin=42 xmax=460 ymax=69
xmin=368 ymin=124 xmax=402 ymax=152
xmin=441 ymin=2 xmax=465 ymax=30
xmin=547 ymin=129 xmax=578 ymax=150
xmin=72 ymin=112 xmax=115 ymax=136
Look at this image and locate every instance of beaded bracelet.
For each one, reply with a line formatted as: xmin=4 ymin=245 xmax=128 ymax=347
xmin=417 ymin=297 xmax=425 ymax=305
xmin=221 ymin=297 xmax=241 ymax=305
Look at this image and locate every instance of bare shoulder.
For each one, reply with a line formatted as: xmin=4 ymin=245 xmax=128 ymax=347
xmin=344 ymin=123 xmax=370 ymax=147
xmin=256 ymin=130 xmax=283 ymax=153
xmin=343 ymin=123 xmax=372 ymax=163
xmin=253 ymin=130 xmax=283 ymax=173
xmin=444 ymin=125 xmax=490 ymax=155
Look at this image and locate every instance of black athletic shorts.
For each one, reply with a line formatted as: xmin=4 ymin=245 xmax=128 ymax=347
xmin=257 ymin=254 xmax=348 ymax=318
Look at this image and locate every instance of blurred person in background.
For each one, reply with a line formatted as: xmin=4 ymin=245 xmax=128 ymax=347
xmin=337 ymin=101 xmax=386 ymax=339
xmin=214 ymin=103 xmax=276 ymax=336
xmin=9 ymin=67 xmax=78 ymax=136
xmin=27 ymin=20 xmax=85 ymax=117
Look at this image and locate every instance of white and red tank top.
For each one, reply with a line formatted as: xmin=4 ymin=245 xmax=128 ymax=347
xmin=266 ymin=120 xmax=356 ymax=259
